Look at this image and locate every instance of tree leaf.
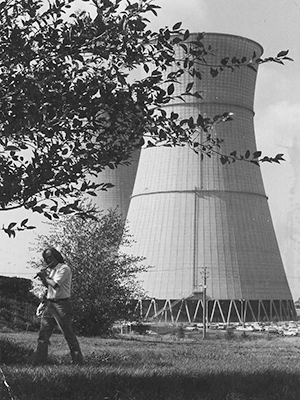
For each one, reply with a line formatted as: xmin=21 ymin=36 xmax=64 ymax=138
xmin=21 ymin=218 xmax=29 ymax=227
xmin=210 ymin=68 xmax=218 ymax=78
xmin=185 ymin=82 xmax=194 ymax=93
xmin=220 ymin=156 xmax=228 ymax=165
xmin=7 ymin=222 xmax=17 ymax=230
xmin=253 ymin=151 xmax=262 ymax=159
xmin=172 ymin=22 xmax=182 ymax=30
xmin=167 ymin=83 xmax=175 ymax=95
xmin=277 ymin=50 xmax=289 ymax=58
xmin=183 ymin=29 xmax=190 ymax=41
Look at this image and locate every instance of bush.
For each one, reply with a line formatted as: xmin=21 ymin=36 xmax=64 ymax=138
xmin=225 ymin=328 xmax=235 ymax=340
xmin=177 ymin=325 xmax=185 ymax=339
xmin=32 ymin=209 xmax=148 ymax=336
xmin=0 ymin=276 xmax=37 ymax=304
xmin=0 ymin=337 xmax=34 ymax=364
xmin=0 ymin=297 xmax=39 ymax=332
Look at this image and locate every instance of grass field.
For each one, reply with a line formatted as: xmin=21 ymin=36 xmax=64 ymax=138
xmin=1 ymin=331 xmax=300 ymax=399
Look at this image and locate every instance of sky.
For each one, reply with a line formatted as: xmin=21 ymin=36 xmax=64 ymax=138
xmin=1 ymin=0 xmax=300 ymax=298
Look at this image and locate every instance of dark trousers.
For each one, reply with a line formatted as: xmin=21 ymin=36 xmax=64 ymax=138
xmin=34 ymin=299 xmax=83 ymax=365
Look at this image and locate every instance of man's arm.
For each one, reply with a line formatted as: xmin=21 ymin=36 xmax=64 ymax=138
xmin=36 ymin=270 xmax=59 ymax=289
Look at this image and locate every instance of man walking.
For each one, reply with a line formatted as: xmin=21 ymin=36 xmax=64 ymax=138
xmin=33 ymin=247 xmax=84 ymax=365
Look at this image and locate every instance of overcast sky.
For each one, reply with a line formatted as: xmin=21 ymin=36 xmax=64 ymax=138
xmin=1 ymin=0 xmax=300 ymax=297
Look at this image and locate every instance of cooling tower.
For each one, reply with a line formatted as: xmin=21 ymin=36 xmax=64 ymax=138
xmin=124 ymin=33 xmax=295 ymax=323
xmin=94 ymin=150 xmax=140 ymax=218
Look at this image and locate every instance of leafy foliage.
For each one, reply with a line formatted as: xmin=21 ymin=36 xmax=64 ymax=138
xmin=31 ymin=207 xmax=148 ymax=336
xmin=0 ymin=276 xmax=38 ymax=331
xmin=0 ymin=275 xmax=36 ymax=303
xmin=0 ymin=336 xmax=34 ymax=364
xmin=219 ymin=150 xmax=285 ymax=166
xmin=0 ymin=0 xmax=292 ymax=236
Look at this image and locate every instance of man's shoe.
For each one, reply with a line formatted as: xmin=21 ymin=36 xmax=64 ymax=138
xmin=71 ymin=351 xmax=84 ymax=365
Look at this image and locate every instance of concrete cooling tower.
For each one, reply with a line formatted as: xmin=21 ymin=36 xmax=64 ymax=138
xmin=123 ymin=33 xmax=295 ymax=324
xmin=94 ymin=150 xmax=140 ymax=218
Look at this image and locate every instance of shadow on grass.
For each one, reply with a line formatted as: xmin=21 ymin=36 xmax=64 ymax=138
xmin=2 ymin=367 xmax=300 ymax=400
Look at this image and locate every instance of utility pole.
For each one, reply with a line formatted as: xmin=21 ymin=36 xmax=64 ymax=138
xmin=195 ymin=188 xmax=209 ymax=340
xmin=240 ymin=299 xmax=245 ymax=327
xmin=202 ymin=266 xmax=208 ymax=340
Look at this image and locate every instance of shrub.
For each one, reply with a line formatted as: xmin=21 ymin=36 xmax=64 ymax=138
xmin=177 ymin=325 xmax=185 ymax=339
xmin=31 ymin=209 xmax=148 ymax=336
xmin=0 ymin=296 xmax=39 ymax=332
xmin=0 ymin=337 xmax=34 ymax=364
xmin=225 ymin=328 xmax=235 ymax=340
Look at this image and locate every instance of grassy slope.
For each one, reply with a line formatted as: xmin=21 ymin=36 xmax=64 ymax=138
xmin=1 ymin=332 xmax=300 ymax=400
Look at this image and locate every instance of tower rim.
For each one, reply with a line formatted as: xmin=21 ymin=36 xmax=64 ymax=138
xmin=187 ymin=32 xmax=264 ymax=56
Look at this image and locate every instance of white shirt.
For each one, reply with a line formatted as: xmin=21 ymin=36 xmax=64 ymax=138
xmin=47 ymin=263 xmax=72 ymax=300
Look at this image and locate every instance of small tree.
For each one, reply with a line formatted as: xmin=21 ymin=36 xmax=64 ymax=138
xmin=31 ymin=207 xmax=148 ymax=336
